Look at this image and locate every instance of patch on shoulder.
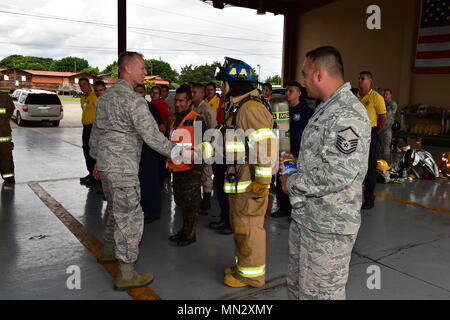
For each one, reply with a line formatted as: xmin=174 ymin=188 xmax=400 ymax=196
xmin=336 ymin=127 xmax=359 ymax=154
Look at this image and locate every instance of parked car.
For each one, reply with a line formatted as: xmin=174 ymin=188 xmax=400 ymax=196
xmin=72 ymin=91 xmax=83 ymax=98
xmin=11 ymin=89 xmax=63 ymax=126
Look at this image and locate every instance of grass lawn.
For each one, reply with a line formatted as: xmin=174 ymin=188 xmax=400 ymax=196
xmin=59 ymin=96 xmax=80 ymax=102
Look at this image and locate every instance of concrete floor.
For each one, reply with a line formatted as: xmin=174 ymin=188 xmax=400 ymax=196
xmin=1 ymin=126 xmax=450 ymax=300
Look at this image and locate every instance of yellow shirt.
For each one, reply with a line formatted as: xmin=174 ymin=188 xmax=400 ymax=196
xmin=80 ymin=90 xmax=97 ymax=125
xmin=205 ymin=95 xmax=220 ymax=114
xmin=357 ymin=89 xmax=386 ymax=127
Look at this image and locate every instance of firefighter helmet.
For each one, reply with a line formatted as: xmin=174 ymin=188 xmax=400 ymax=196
xmin=215 ymin=57 xmax=257 ymax=82
xmin=376 ymin=159 xmax=391 ymax=171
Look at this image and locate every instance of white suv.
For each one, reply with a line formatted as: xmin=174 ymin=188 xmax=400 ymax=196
xmin=11 ymin=89 xmax=63 ymax=126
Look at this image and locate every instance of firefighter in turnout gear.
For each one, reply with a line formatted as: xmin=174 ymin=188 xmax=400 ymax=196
xmin=0 ymin=92 xmax=15 ymax=186
xmin=216 ymin=57 xmax=278 ymax=288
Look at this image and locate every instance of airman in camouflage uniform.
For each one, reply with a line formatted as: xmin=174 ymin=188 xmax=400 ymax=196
xmin=282 ymin=47 xmax=371 ymax=300
xmin=380 ymin=89 xmax=398 ymax=156
xmin=89 ymin=52 xmax=177 ymax=291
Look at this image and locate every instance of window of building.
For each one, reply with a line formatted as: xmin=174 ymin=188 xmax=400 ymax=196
xmin=21 ymin=76 xmax=26 ymax=81
xmin=4 ymin=75 xmax=9 ymax=81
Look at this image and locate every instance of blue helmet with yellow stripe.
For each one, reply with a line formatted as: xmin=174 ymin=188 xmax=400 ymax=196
xmin=215 ymin=57 xmax=257 ymax=82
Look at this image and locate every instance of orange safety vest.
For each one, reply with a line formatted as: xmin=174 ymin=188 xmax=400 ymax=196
xmin=167 ymin=110 xmax=199 ymax=172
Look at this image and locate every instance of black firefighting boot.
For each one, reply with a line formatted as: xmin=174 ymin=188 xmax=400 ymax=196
xmin=176 ymin=215 xmax=197 ymax=247
xmin=3 ymin=177 xmax=15 ymax=186
xmin=114 ymin=261 xmax=154 ymax=291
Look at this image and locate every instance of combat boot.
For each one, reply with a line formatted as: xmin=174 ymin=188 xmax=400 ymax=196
xmin=168 ymin=211 xmax=189 ymax=242
xmin=176 ymin=215 xmax=197 ymax=247
xmin=114 ymin=262 xmax=154 ymax=291
xmin=199 ymin=192 xmax=211 ymax=214
xmin=97 ymin=242 xmax=117 ymax=264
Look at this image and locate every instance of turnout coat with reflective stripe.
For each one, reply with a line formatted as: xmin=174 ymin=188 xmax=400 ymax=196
xmin=224 ymin=89 xmax=277 ymax=193
xmin=0 ymin=92 xmax=14 ymax=137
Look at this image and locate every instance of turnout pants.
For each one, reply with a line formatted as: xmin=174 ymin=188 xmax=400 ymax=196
xmin=287 ymin=220 xmax=357 ymax=300
xmin=0 ymin=141 xmax=14 ymax=180
xmin=100 ymin=172 xmax=143 ymax=264
xmin=229 ymin=192 xmax=268 ymax=287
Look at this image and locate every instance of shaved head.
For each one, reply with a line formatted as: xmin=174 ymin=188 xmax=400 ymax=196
xmin=306 ymin=46 xmax=344 ymax=80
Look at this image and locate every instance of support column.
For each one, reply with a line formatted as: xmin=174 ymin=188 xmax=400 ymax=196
xmin=118 ymin=0 xmax=127 ymax=57
xmin=282 ymin=12 xmax=298 ymax=87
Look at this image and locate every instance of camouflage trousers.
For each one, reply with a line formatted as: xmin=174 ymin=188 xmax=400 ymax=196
xmin=172 ymin=170 xmax=202 ymax=237
xmin=201 ymin=164 xmax=213 ymax=193
xmin=100 ymin=172 xmax=143 ymax=264
xmin=380 ymin=129 xmax=393 ymax=156
xmin=287 ymin=220 xmax=357 ymax=300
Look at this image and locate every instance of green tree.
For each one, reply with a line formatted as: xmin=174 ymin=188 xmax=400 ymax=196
xmin=144 ymin=59 xmax=178 ymax=82
xmin=178 ymin=62 xmax=221 ymax=85
xmin=80 ymin=67 xmax=100 ymax=75
xmin=102 ymin=61 xmax=118 ymax=79
xmin=265 ymin=75 xmax=282 ymax=85
xmin=0 ymin=55 xmax=53 ymax=70
xmin=50 ymin=57 xmax=89 ymax=72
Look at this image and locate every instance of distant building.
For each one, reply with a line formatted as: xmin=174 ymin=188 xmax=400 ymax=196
xmin=0 ymin=68 xmax=100 ymax=94
xmin=144 ymin=75 xmax=170 ymax=86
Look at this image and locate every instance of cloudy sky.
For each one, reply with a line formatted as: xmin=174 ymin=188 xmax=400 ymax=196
xmin=0 ymin=0 xmax=284 ymax=81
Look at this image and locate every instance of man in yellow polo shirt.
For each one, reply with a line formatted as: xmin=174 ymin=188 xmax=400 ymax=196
xmin=205 ymin=82 xmax=221 ymax=115
xmin=79 ymin=77 xmax=98 ymax=186
xmin=357 ymin=71 xmax=387 ymax=210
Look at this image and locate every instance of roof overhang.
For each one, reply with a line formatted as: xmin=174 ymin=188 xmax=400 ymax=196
xmin=200 ymin=0 xmax=338 ymax=15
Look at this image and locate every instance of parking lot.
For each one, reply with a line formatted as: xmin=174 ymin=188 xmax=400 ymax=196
xmin=10 ymin=100 xmax=82 ymax=129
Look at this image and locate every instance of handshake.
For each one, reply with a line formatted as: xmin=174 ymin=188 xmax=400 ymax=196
xmin=279 ymin=152 xmax=297 ymax=195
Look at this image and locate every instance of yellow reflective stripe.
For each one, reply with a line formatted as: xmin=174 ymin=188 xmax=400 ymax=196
xmin=0 ymin=108 xmax=6 ymax=114
xmin=225 ymin=141 xmax=245 ymax=152
xmin=247 ymin=129 xmax=277 ymax=146
xmin=236 ymin=261 xmax=266 ymax=278
xmin=255 ymin=166 xmax=272 ymax=178
xmin=224 ymin=181 xmax=252 ymax=194
xmin=202 ymin=142 xmax=214 ymax=158
xmin=2 ymin=173 xmax=14 ymax=178
xmin=0 ymin=136 xmax=12 ymax=143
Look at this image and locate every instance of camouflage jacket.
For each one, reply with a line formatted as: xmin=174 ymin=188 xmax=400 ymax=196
xmin=384 ymin=100 xmax=398 ymax=131
xmin=89 ymin=80 xmax=175 ymax=174
xmin=192 ymin=100 xmax=217 ymax=130
xmin=286 ymin=83 xmax=371 ymax=235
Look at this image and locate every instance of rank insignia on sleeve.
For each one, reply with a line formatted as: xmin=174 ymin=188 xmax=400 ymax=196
xmin=336 ymin=127 xmax=359 ymax=154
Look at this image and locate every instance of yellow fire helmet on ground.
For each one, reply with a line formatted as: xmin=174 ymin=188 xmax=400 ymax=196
xmin=377 ymin=159 xmax=391 ymax=171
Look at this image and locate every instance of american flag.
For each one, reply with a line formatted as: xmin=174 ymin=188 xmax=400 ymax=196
xmin=414 ymin=0 xmax=450 ymax=74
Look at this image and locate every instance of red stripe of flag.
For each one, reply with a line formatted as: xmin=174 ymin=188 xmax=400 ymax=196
xmin=418 ymin=33 xmax=450 ymax=44
xmin=416 ymin=50 xmax=450 ymax=59
xmin=413 ymin=66 xmax=450 ymax=74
